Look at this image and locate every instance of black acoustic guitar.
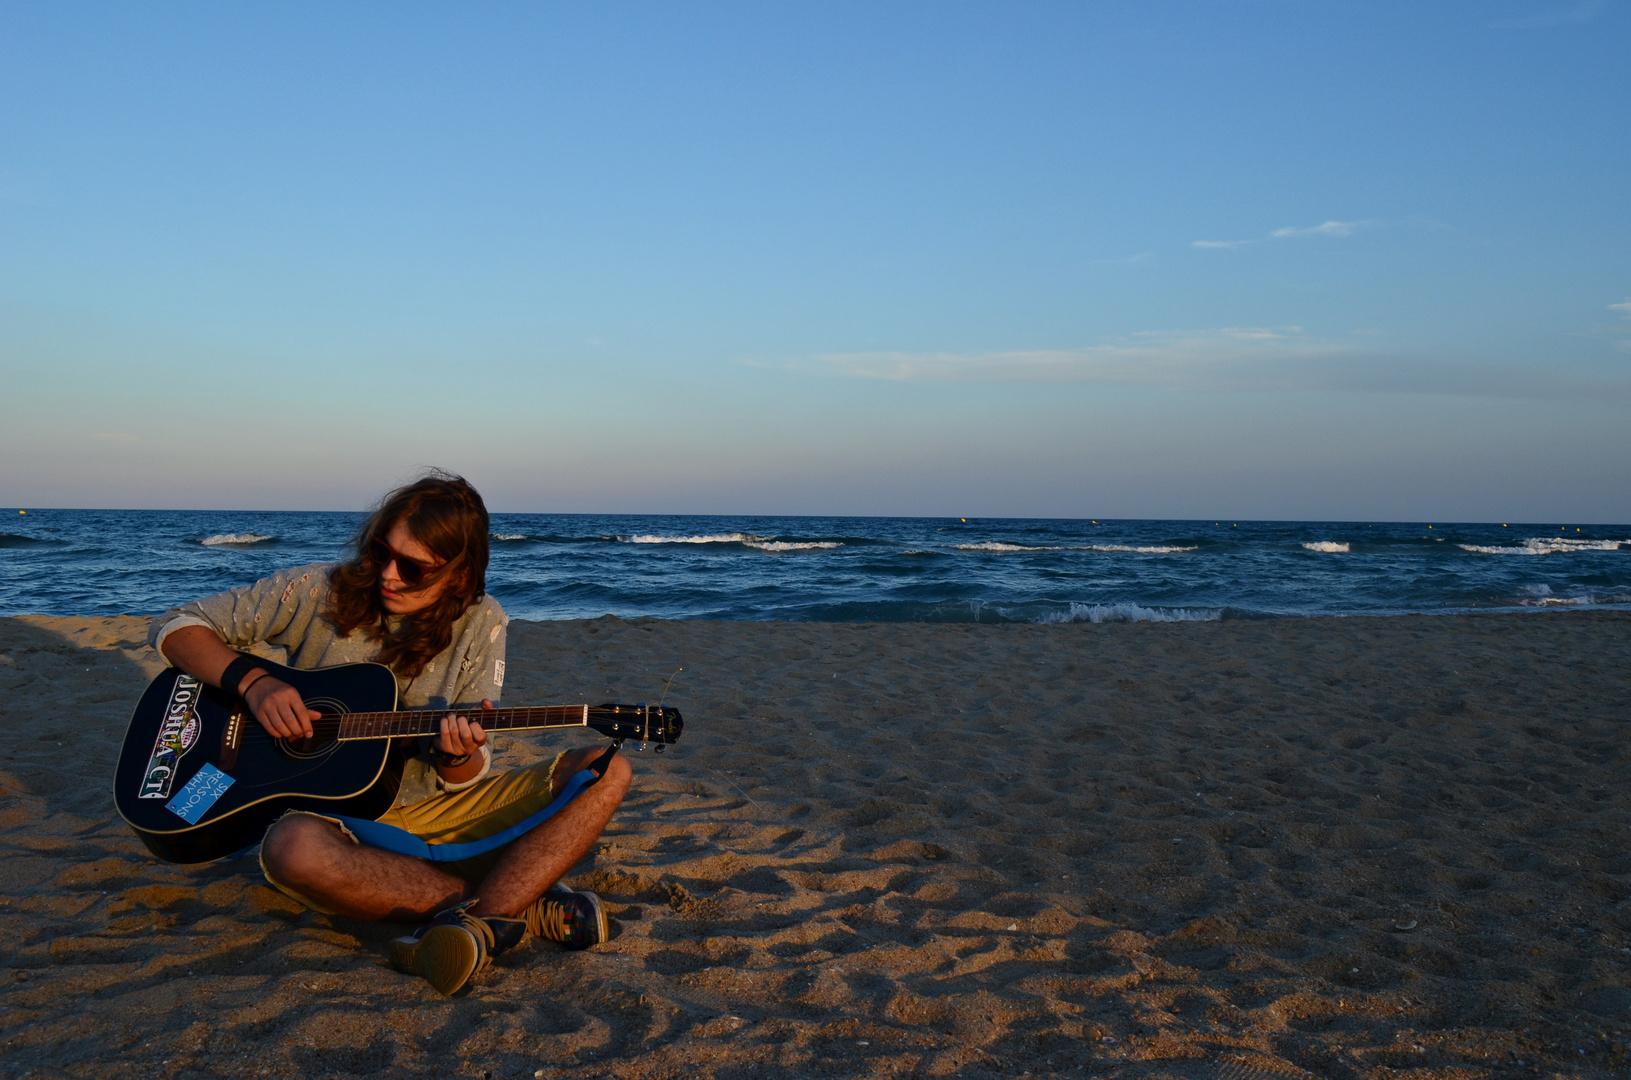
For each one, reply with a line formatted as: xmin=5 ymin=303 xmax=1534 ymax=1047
xmin=113 ymin=660 xmax=683 ymax=864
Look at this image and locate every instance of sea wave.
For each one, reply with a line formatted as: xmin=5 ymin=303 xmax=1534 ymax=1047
xmin=525 ymin=530 xmax=844 ymax=549
xmin=624 ymin=532 xmax=768 ymax=545
xmin=0 ymin=533 xmax=69 ymax=548
xmin=1516 ymin=593 xmax=1631 ymax=607
xmin=197 ymin=533 xmax=277 ymax=547
xmin=955 ymin=541 xmax=1196 ymax=554
xmin=492 ymin=532 xmax=620 ymax=544
xmin=1302 ymin=541 xmax=1350 ymax=553
xmin=956 ymin=541 xmax=1052 ymax=552
xmin=1088 ymin=544 xmax=1198 ymax=554
xmin=744 ymin=541 xmax=842 ymax=552
xmin=1510 ymin=583 xmax=1631 ymax=607
xmin=1458 ymin=538 xmax=1628 ymax=556
xmin=1036 ymin=602 xmax=1222 ymax=624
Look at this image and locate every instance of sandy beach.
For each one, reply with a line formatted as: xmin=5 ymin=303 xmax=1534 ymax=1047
xmin=2 ymin=611 xmax=1628 ymax=1079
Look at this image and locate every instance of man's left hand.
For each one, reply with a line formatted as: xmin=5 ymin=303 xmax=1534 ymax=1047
xmin=436 ymin=699 xmax=493 ymax=760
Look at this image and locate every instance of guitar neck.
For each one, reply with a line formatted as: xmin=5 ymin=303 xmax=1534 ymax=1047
xmin=336 ymin=705 xmax=591 ymax=741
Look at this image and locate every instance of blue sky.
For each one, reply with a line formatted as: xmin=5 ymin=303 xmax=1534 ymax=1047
xmin=2 ymin=2 xmax=1627 ymax=520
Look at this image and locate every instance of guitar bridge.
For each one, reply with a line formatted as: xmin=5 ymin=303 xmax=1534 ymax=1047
xmin=219 ymin=709 xmax=245 ymax=771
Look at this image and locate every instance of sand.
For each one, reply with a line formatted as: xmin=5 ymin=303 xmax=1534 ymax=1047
xmin=1 ymin=611 xmax=1628 ymax=1079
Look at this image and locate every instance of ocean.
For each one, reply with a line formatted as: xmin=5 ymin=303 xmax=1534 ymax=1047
xmin=2 ymin=509 xmax=1628 ymax=623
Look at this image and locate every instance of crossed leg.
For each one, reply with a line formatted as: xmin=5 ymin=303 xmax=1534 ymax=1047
xmin=260 ymin=747 xmax=632 ymax=922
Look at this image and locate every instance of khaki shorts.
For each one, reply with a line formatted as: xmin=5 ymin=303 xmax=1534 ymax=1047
xmin=262 ymin=751 xmax=566 ymax=913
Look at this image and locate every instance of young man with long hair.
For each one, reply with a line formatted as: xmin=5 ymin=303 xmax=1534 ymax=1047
xmin=149 ymin=472 xmax=631 ymax=994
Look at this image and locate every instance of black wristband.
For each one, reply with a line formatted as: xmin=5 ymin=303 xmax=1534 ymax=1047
xmin=220 ymin=654 xmax=265 ymax=697
xmin=430 ymin=748 xmax=472 ymax=769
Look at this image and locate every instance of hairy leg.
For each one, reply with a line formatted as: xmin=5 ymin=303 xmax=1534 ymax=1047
xmin=470 ymin=746 xmax=632 ymax=917
xmin=260 ymin=748 xmax=630 ymax=923
xmin=261 ymin=814 xmax=471 ymax=922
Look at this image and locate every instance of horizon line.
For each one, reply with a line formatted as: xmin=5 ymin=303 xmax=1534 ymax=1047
xmin=5 ymin=508 xmax=1628 ymax=528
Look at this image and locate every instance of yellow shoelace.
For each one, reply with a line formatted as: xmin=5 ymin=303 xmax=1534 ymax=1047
xmin=524 ymin=895 xmax=575 ymax=942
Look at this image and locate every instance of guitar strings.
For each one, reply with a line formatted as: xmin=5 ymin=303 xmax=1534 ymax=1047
xmin=230 ymin=705 xmax=662 ymax=746
xmin=234 ymin=716 xmax=591 ymax=745
xmin=232 ymin=707 xmax=598 ymax=736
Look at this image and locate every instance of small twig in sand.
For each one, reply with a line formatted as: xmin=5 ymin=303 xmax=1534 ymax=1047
xmin=707 ymin=768 xmax=759 ymax=807
xmin=658 ymin=667 xmax=684 ymax=707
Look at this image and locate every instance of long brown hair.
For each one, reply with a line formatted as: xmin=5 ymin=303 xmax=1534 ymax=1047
xmin=326 ymin=471 xmax=491 ymax=678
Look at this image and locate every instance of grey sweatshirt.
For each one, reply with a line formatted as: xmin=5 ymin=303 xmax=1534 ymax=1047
xmin=148 ymin=563 xmax=509 ymax=805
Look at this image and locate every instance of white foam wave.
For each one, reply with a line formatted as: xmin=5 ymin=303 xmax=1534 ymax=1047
xmin=1512 ymin=584 xmax=1631 ymax=607
xmin=1302 ymin=541 xmax=1350 ymax=553
xmin=1458 ymin=537 xmax=1628 ymax=556
xmin=1089 ymin=544 xmax=1197 ymax=554
xmin=744 ymin=541 xmax=842 ymax=552
xmin=624 ymin=532 xmax=767 ymax=545
xmin=1518 ymin=593 xmax=1631 ymax=607
xmin=491 ymin=534 xmax=530 ymax=541
xmin=1037 ymin=602 xmax=1221 ymax=624
xmin=955 ymin=542 xmax=1196 ymax=554
xmin=198 ymin=533 xmax=275 ymax=546
xmin=957 ymin=541 xmax=1055 ymax=551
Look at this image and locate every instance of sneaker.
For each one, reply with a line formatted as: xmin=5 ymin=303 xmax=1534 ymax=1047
xmin=388 ymin=901 xmax=526 ymax=995
xmin=522 ymin=884 xmax=608 ymax=950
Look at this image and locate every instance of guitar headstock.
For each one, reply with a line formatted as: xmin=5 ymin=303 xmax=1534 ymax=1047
xmin=588 ymin=703 xmax=684 ymax=748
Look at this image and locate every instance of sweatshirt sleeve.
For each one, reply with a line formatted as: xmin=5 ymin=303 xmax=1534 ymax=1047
xmin=147 ymin=564 xmax=332 ymax=660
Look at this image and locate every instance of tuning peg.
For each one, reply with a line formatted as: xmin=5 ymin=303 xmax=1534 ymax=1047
xmin=639 ymin=740 xmax=649 ymax=752
xmin=655 ymin=743 xmax=666 ymax=754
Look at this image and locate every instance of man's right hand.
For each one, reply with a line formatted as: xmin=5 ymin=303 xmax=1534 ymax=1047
xmin=158 ymin=624 xmax=321 ymax=739
xmin=245 ymin=676 xmax=321 ymax=740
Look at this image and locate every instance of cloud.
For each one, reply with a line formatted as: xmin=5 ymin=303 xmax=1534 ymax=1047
xmin=1612 ymin=299 xmax=1631 ymax=353
xmin=808 ymin=329 xmax=1344 ymax=388
xmin=1194 ymin=219 xmax=1367 ymax=249
xmin=1492 ymin=1 xmax=1606 ymax=29
xmin=1271 ymin=220 xmax=1362 ymax=239
xmin=796 ymin=329 xmax=1631 ymax=400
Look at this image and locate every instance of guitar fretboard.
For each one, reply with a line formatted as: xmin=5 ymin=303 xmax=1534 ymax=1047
xmin=336 ymin=705 xmax=590 ymax=741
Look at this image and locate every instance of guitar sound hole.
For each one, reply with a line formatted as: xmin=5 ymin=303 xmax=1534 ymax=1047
xmin=278 ymin=698 xmax=346 ymax=760
xmin=278 ymin=732 xmax=337 ymax=759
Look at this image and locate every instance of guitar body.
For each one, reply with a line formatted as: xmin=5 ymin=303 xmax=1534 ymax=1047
xmin=114 ymin=661 xmax=405 ymax=864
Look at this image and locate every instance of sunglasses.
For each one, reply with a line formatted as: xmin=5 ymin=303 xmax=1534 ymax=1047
xmin=369 ymin=535 xmax=441 ymax=588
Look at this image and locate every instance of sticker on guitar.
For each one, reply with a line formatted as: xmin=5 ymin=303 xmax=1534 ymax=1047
xmin=166 ymin=762 xmax=235 ymax=823
xmin=139 ymin=675 xmax=204 ymax=800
